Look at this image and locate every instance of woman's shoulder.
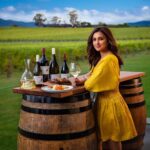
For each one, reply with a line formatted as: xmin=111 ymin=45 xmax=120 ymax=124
xmin=104 ymin=53 xmax=118 ymax=63
xmin=95 ymin=53 xmax=118 ymax=68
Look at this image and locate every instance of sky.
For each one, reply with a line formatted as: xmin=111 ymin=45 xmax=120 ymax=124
xmin=0 ymin=0 xmax=150 ymax=24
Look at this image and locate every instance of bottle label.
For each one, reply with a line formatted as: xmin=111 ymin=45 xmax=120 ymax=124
xmin=50 ymin=74 xmax=60 ymax=81
xmin=61 ymin=73 xmax=69 ymax=79
xmin=34 ymin=76 xmax=43 ymax=85
xmin=41 ymin=66 xmax=49 ymax=75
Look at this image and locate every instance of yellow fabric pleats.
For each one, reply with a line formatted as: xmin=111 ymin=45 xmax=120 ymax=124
xmin=97 ymin=91 xmax=137 ymax=141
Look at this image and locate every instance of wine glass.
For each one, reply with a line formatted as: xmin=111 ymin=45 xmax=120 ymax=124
xmin=69 ymin=62 xmax=81 ymax=78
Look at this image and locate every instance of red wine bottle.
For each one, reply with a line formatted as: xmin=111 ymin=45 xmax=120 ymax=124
xmin=49 ymin=48 xmax=60 ymax=81
xmin=61 ymin=53 xmax=69 ymax=79
xmin=33 ymin=55 xmax=43 ymax=86
xmin=40 ymin=48 xmax=49 ymax=82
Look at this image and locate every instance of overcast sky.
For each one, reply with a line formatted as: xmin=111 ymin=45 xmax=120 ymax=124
xmin=0 ymin=0 xmax=150 ymax=24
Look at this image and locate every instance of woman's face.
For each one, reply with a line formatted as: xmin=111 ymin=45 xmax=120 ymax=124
xmin=92 ymin=31 xmax=108 ymax=52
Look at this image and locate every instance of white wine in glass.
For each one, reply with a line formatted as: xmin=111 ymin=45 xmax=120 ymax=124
xmin=69 ymin=62 xmax=81 ymax=78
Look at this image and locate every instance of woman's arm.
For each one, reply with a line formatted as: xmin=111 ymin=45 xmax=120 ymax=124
xmin=75 ymin=71 xmax=91 ymax=86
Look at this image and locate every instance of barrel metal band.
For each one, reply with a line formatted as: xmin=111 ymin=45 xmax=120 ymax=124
xmin=121 ymin=78 xmax=141 ymax=85
xmin=18 ymin=127 xmax=95 ymax=141
xmin=122 ymin=91 xmax=144 ymax=97
xmin=21 ymin=104 xmax=92 ymax=115
xmin=23 ymin=92 xmax=90 ymax=103
xmin=120 ymin=83 xmax=142 ymax=89
xmin=127 ymin=101 xmax=145 ymax=108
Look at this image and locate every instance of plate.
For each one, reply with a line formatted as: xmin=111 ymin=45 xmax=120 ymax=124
xmin=41 ymin=85 xmax=73 ymax=93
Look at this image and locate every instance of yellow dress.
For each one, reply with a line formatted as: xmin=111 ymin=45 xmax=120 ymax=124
xmin=84 ymin=54 xmax=137 ymax=142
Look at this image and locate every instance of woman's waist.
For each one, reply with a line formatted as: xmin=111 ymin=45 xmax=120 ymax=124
xmin=98 ymin=89 xmax=120 ymax=97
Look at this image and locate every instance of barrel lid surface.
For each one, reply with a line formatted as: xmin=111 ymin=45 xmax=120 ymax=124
xmin=120 ymin=71 xmax=145 ymax=82
xmin=13 ymin=71 xmax=145 ymax=98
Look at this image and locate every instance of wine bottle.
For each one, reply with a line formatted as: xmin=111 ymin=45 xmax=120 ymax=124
xmin=40 ymin=48 xmax=49 ymax=82
xmin=61 ymin=53 xmax=69 ymax=79
xmin=49 ymin=48 xmax=60 ymax=81
xmin=33 ymin=54 xmax=43 ymax=86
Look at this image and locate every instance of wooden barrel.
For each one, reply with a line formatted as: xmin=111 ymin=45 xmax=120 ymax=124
xmin=18 ymin=92 xmax=97 ymax=150
xmin=120 ymin=77 xmax=146 ymax=150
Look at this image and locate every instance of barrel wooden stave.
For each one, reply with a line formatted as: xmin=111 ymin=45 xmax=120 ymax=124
xmin=18 ymin=133 xmax=97 ymax=150
xmin=122 ymin=94 xmax=144 ymax=104
xmin=19 ymin=110 xmax=94 ymax=134
xmin=130 ymin=104 xmax=146 ymax=130
xmin=120 ymin=78 xmax=146 ymax=150
xmin=22 ymin=98 xmax=90 ymax=109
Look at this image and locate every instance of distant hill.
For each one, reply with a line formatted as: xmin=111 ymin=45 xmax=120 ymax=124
xmin=128 ymin=20 xmax=150 ymax=27
xmin=0 ymin=18 xmax=35 ymax=27
xmin=0 ymin=18 xmax=150 ymax=27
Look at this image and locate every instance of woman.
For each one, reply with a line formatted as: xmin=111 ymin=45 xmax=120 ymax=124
xmin=75 ymin=27 xmax=137 ymax=150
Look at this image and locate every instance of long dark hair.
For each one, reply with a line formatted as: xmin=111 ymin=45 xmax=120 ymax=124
xmin=87 ymin=26 xmax=123 ymax=67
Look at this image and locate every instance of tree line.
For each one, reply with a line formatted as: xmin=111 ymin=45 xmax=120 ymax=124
xmin=33 ymin=10 xmax=129 ymax=28
xmin=33 ymin=10 xmax=80 ymax=27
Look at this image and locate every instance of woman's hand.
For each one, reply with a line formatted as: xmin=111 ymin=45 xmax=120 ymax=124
xmin=75 ymin=77 xmax=86 ymax=86
xmin=74 ymin=72 xmax=91 ymax=86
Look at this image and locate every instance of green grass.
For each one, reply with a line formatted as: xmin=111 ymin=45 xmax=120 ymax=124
xmin=0 ymin=73 xmax=21 ymax=150
xmin=122 ymin=51 xmax=150 ymax=117
xmin=0 ymin=27 xmax=150 ymax=41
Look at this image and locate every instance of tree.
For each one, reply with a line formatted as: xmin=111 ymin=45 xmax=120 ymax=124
xmin=51 ymin=16 xmax=61 ymax=25
xmin=98 ymin=22 xmax=107 ymax=26
xmin=80 ymin=22 xmax=92 ymax=27
xmin=33 ymin=13 xmax=47 ymax=27
xmin=68 ymin=10 xmax=78 ymax=27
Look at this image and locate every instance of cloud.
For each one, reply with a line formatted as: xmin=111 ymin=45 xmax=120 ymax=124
xmin=2 ymin=6 xmax=16 ymax=12
xmin=0 ymin=6 xmax=150 ymax=24
xmin=142 ymin=6 xmax=150 ymax=11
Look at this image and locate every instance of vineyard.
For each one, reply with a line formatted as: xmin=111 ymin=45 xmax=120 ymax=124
xmin=0 ymin=27 xmax=150 ymax=41
xmin=0 ymin=27 xmax=150 ymax=73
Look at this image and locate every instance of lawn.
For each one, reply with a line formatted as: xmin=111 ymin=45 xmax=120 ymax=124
xmin=0 ymin=73 xmax=21 ymax=150
xmin=122 ymin=51 xmax=150 ymax=116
